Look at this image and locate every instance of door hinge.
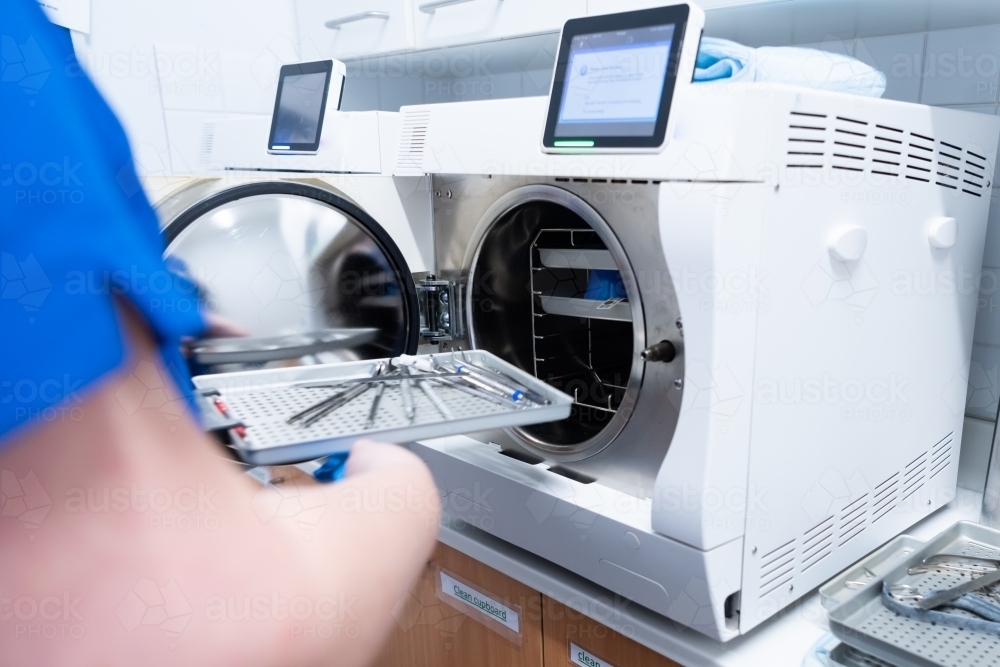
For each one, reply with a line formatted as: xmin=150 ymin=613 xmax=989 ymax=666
xmin=416 ymin=275 xmax=464 ymax=343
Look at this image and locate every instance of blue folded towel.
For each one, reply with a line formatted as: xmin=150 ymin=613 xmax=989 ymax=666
xmin=695 ymin=37 xmax=887 ymax=98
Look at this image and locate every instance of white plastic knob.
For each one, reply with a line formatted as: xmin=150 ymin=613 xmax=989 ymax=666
xmin=828 ymin=225 xmax=868 ymax=262
xmin=928 ymin=217 xmax=957 ymax=249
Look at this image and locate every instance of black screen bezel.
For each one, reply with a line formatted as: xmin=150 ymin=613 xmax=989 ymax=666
xmin=267 ymin=60 xmax=334 ymax=153
xmin=542 ymin=5 xmax=690 ymax=150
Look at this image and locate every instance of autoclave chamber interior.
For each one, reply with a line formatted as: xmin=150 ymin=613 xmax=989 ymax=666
xmin=469 ymin=199 xmax=639 ymax=454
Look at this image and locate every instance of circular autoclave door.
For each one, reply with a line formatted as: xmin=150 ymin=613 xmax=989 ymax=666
xmin=468 ymin=188 xmax=644 ymax=460
xmin=163 ymin=182 xmax=419 ymax=372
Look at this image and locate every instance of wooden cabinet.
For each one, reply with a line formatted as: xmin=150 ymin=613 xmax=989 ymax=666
xmin=373 ymin=542 xmax=684 ymax=667
xmin=542 ymin=598 xmax=682 ymax=667
xmin=372 ymin=542 xmax=545 ymax=667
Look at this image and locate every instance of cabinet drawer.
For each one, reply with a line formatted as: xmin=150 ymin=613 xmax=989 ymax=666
xmin=412 ymin=0 xmax=585 ymax=49
xmin=373 ymin=542 xmax=544 ymax=667
xmin=542 ymin=597 xmax=682 ymax=667
xmin=296 ymin=0 xmax=413 ymax=59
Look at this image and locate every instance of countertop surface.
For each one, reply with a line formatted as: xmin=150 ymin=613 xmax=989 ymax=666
xmin=438 ymin=487 xmax=986 ymax=667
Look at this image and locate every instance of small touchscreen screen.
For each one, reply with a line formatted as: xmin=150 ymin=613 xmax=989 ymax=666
xmin=554 ymin=24 xmax=676 ymax=139
xmin=271 ymin=72 xmax=329 ymax=146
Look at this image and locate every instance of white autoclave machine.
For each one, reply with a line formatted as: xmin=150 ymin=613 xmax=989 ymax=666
xmin=387 ymin=6 xmax=1000 ymax=641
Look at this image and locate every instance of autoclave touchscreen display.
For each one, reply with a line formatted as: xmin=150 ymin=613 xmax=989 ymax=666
xmin=273 ymin=73 xmax=328 ymax=144
xmin=556 ymin=25 xmax=675 ymax=139
xmin=268 ymin=61 xmax=333 ymax=153
xmin=542 ymin=6 xmax=689 ymax=150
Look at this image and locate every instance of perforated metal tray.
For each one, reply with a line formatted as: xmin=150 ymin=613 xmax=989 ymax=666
xmin=829 ymin=642 xmax=897 ymax=667
xmin=192 ymin=350 xmax=573 ymax=466
xmin=829 ymin=521 xmax=1000 ymax=667
xmin=820 ymin=534 xmax=924 ymax=610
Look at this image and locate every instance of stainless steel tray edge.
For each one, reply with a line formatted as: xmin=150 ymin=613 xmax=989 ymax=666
xmin=820 ymin=534 xmax=925 ymax=610
xmin=828 ymin=520 xmax=1000 ymax=667
xmin=193 ymin=351 xmax=575 ymax=466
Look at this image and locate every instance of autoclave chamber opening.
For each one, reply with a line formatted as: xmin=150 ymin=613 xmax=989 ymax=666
xmin=470 ymin=200 xmax=637 ymax=451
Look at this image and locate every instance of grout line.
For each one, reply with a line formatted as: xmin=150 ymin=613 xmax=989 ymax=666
xmin=916 ymin=32 xmax=928 ymax=104
xmin=965 ymin=414 xmax=997 ymax=424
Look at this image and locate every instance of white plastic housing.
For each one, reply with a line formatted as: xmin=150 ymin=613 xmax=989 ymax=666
xmin=406 ymin=85 xmax=1000 ymax=639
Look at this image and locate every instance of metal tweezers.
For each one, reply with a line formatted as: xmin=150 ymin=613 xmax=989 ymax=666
xmin=287 ymin=362 xmax=385 ymax=427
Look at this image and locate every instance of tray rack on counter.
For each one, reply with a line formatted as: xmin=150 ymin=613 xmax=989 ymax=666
xmin=827 ymin=521 xmax=1000 ymax=667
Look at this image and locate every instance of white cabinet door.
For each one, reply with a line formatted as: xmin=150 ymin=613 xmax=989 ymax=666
xmin=297 ymin=0 xmax=414 ymax=59
xmin=589 ymin=0 xmax=766 ymax=13
xmin=412 ymin=0 xmax=585 ymax=49
xmin=587 ymin=0 xmax=662 ymax=14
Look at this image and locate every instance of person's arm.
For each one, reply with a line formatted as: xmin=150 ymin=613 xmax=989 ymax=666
xmin=0 ymin=302 xmax=440 ymax=667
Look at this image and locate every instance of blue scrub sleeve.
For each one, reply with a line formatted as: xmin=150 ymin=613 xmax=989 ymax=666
xmin=1 ymin=0 xmax=206 ymax=441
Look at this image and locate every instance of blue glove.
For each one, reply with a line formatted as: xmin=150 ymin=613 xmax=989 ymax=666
xmin=312 ymin=453 xmax=351 ymax=483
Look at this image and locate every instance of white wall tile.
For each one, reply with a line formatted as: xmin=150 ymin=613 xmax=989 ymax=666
xmin=340 ymin=74 xmax=380 ymax=112
xmin=154 ymin=44 xmax=225 ymax=112
xmin=522 ymin=69 xmax=552 ymax=97
xmin=967 ymin=343 xmax=1000 ymax=420
xmin=378 ymin=74 xmax=425 ymax=111
xmin=483 ymin=71 xmax=524 ymax=99
xmin=854 ymin=32 xmax=925 ymax=103
xmin=921 ymin=25 xmax=1000 ymax=106
xmin=796 ymin=38 xmax=854 ymax=58
xmin=975 ymin=270 xmax=1000 ymax=346
xmin=986 ymin=190 xmax=1000 ymax=269
xmin=958 ymin=415 xmax=996 ymax=492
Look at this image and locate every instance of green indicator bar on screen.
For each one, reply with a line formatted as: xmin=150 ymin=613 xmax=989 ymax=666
xmin=553 ymin=140 xmax=595 ymax=147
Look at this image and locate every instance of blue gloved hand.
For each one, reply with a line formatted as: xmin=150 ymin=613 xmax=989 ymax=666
xmin=313 ymin=453 xmax=351 ymax=483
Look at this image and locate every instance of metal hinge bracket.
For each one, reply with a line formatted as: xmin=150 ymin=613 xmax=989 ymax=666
xmin=415 ymin=274 xmax=464 ymax=343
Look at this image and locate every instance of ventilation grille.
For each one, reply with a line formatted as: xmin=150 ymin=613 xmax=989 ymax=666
xmin=902 ymin=451 xmax=928 ymax=501
xmin=199 ymin=122 xmax=216 ymax=165
xmin=872 ymin=472 xmax=899 ymax=523
xmin=801 ymin=516 xmax=834 ymax=573
xmin=755 ymin=431 xmax=959 ymax=601
xmin=785 ymin=111 xmax=990 ymax=198
xmin=930 ymin=432 xmax=955 ymax=479
xmin=838 ymin=494 xmax=868 ymax=547
xmin=758 ymin=539 xmax=795 ymax=598
xmin=395 ymin=109 xmax=431 ymax=175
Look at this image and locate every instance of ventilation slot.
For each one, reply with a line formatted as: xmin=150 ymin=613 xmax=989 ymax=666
xmin=930 ymin=433 xmax=955 ymax=479
xmin=830 ymin=115 xmax=869 ymax=173
xmin=800 ymin=517 xmax=834 ymax=573
xmin=786 ymin=112 xmax=827 ymax=168
xmin=902 ymin=451 xmax=928 ymax=501
xmin=198 ymin=122 xmax=216 ymax=165
xmin=963 ymin=149 xmax=987 ymax=197
xmin=838 ymin=494 xmax=869 ymax=547
xmin=782 ymin=112 xmax=987 ymax=197
xmin=871 ymin=473 xmax=899 ymax=523
xmin=395 ymin=110 xmax=431 ymax=176
xmin=758 ymin=539 xmax=795 ymax=598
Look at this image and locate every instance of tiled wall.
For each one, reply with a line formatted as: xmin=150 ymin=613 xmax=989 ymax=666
xmin=801 ymin=27 xmax=1000 ymax=492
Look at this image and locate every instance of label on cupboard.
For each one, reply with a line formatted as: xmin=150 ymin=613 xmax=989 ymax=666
xmin=438 ymin=570 xmax=520 ymax=634
xmin=570 ymin=642 xmax=616 ymax=667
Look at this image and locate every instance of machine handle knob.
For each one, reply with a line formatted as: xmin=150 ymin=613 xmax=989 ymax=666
xmin=928 ymin=216 xmax=957 ymax=249
xmin=828 ymin=225 xmax=868 ymax=262
xmin=641 ymin=340 xmax=676 ymax=363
